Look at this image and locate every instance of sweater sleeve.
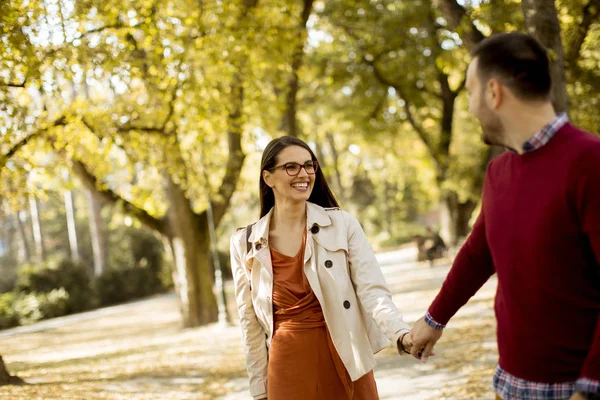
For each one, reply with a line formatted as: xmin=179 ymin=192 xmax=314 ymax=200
xmin=427 ymin=160 xmax=497 ymax=325
xmin=573 ymin=145 xmax=600 ymax=384
xmin=427 ymin=210 xmax=496 ymax=325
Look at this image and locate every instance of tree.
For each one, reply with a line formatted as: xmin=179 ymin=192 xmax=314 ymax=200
xmin=0 ymin=0 xmax=314 ymax=327
xmin=86 ymin=189 xmax=107 ymax=276
xmin=28 ymin=196 xmax=46 ymax=262
xmin=311 ymin=0 xmax=492 ymax=243
xmin=522 ymin=0 xmax=569 ymax=113
xmin=0 ymin=356 xmax=23 ymax=386
xmin=280 ymin=0 xmax=315 ymax=137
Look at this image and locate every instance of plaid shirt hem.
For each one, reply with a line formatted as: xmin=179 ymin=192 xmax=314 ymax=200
xmin=575 ymin=377 xmax=600 ymax=395
xmin=494 ymin=366 xmax=600 ymax=399
xmin=522 ymin=113 xmax=569 ymax=153
xmin=424 ymin=311 xmax=445 ymax=330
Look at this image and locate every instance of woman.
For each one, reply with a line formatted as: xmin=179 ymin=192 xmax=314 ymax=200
xmin=230 ymin=136 xmax=413 ymax=400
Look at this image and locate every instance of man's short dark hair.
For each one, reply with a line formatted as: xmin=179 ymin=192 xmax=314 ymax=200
xmin=471 ymin=31 xmax=552 ymax=101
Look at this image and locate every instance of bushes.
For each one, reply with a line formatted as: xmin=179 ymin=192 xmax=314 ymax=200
xmin=96 ymin=266 xmax=165 ymax=307
xmin=16 ymin=258 xmax=95 ymax=313
xmin=0 ymin=258 xmax=94 ymax=327
xmin=0 ymin=289 xmax=70 ymax=328
xmin=13 ymin=289 xmax=70 ymax=325
xmin=0 ymin=292 xmax=19 ymax=329
xmin=96 ymin=226 xmax=169 ymax=306
xmin=0 ymin=225 xmax=173 ymax=330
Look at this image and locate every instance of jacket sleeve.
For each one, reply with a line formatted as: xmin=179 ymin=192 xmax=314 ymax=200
xmin=230 ymin=233 xmax=268 ymax=399
xmin=344 ymin=212 xmax=411 ymax=343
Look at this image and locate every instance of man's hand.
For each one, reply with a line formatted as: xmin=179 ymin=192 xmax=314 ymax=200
xmin=410 ymin=316 xmax=443 ymax=362
xmin=570 ymin=392 xmax=600 ymax=400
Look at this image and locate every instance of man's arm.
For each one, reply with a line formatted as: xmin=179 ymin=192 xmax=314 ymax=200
xmin=411 ymin=167 xmax=497 ymax=361
xmin=427 ymin=211 xmax=496 ymax=325
xmin=572 ymin=145 xmax=600 ymax=394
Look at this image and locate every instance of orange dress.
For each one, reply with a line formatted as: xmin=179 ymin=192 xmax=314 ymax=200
xmin=267 ymin=231 xmax=379 ymax=400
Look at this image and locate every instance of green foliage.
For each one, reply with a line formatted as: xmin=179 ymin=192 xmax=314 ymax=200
xmin=108 ymin=226 xmax=168 ymax=284
xmin=0 ymin=292 xmax=19 ymax=329
xmin=96 ymin=225 xmax=169 ymax=306
xmin=13 ymin=288 xmax=70 ymax=325
xmin=1 ymin=0 xmax=599 ymax=259
xmin=0 ymin=289 xmax=71 ymax=328
xmin=15 ymin=258 xmax=95 ymax=313
xmin=95 ymin=266 xmax=164 ymax=307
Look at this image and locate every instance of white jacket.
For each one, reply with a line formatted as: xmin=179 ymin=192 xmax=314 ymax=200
xmin=229 ymin=202 xmax=410 ymax=399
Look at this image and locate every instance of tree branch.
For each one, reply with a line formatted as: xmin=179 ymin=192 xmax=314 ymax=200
xmin=0 ymin=116 xmax=67 ymax=172
xmin=116 ymin=71 xmax=182 ymax=135
xmin=369 ymin=54 xmax=438 ymax=165
xmin=454 ymin=75 xmax=467 ymax=95
xmin=210 ymin=75 xmax=246 ymax=226
xmin=69 ymin=158 xmax=167 ymax=235
xmin=1 ymin=79 xmax=27 ymax=88
xmin=280 ymin=0 xmax=314 ymax=137
xmin=565 ymin=0 xmax=600 ymax=67
xmin=433 ymin=0 xmax=486 ymax=51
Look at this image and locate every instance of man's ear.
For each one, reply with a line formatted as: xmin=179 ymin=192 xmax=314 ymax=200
xmin=262 ymin=170 xmax=273 ymax=188
xmin=486 ymin=78 xmax=503 ymax=109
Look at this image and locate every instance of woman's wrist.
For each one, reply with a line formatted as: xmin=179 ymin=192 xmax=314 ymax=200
xmin=397 ymin=331 xmax=411 ymax=355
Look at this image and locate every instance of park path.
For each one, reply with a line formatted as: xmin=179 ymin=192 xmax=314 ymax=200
xmin=0 ymin=247 xmax=498 ymax=399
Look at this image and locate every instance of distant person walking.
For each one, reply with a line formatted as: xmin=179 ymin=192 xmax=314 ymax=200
xmin=424 ymin=227 xmax=447 ymax=266
xmin=410 ymin=32 xmax=600 ymax=400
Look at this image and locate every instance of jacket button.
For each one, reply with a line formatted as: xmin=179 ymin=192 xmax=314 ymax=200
xmin=343 ymin=300 xmax=351 ymax=309
xmin=255 ymin=243 xmax=262 ymax=251
xmin=310 ymin=225 xmax=320 ymax=234
xmin=325 ymin=260 xmax=333 ymax=268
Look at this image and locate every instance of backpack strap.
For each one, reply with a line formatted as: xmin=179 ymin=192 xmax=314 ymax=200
xmin=246 ymin=223 xmax=253 ymax=255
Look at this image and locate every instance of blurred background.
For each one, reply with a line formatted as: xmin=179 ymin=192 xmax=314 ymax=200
xmin=0 ymin=0 xmax=598 ymax=398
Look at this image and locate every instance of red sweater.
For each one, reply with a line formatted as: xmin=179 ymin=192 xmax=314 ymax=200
xmin=429 ymin=123 xmax=600 ymax=383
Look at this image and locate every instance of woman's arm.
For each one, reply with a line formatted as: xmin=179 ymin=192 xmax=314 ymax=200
xmin=230 ymin=233 xmax=269 ymax=400
xmin=343 ymin=212 xmax=411 ymax=345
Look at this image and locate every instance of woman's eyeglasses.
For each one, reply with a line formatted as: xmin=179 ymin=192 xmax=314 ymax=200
xmin=270 ymin=161 xmax=319 ymax=176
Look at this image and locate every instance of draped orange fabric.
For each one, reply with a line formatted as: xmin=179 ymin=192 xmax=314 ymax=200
xmin=267 ymin=230 xmax=379 ymax=400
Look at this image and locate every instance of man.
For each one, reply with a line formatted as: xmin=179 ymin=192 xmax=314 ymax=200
xmin=410 ymin=32 xmax=600 ymax=400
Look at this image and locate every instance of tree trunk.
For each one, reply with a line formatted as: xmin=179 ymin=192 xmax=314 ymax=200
xmin=280 ymin=0 xmax=315 ymax=137
xmin=325 ymin=132 xmax=347 ymax=203
xmin=15 ymin=212 xmax=31 ymax=264
xmin=166 ymin=178 xmax=218 ymax=327
xmin=0 ymin=356 xmax=24 ymax=386
xmin=87 ymin=189 xmax=107 ymax=276
xmin=28 ymin=196 xmax=46 ymax=262
xmin=1 ymin=216 xmax=16 ymax=256
xmin=440 ymin=192 xmax=478 ymax=245
xmin=522 ymin=0 xmax=569 ymax=113
xmin=63 ymin=187 xmax=80 ymax=262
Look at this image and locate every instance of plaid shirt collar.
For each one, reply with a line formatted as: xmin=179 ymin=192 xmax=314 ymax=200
xmin=521 ymin=113 xmax=569 ymax=153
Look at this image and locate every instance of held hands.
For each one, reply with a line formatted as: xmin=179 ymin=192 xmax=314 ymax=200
xmin=409 ymin=316 xmax=443 ymax=362
xmin=397 ymin=331 xmax=413 ymax=355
